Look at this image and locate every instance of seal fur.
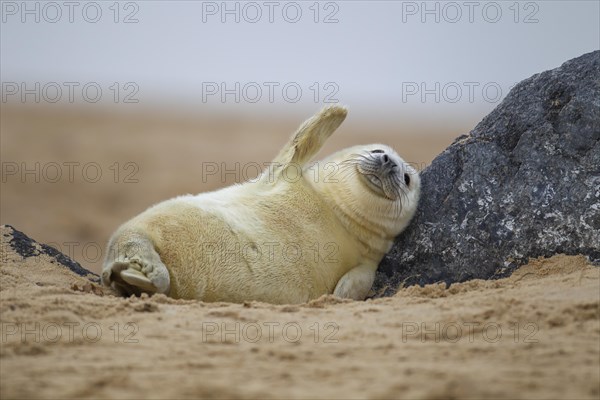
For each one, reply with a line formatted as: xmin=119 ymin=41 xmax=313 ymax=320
xmin=101 ymin=106 xmax=420 ymax=303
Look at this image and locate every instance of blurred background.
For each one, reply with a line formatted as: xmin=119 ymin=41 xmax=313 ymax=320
xmin=1 ymin=1 xmax=599 ymax=273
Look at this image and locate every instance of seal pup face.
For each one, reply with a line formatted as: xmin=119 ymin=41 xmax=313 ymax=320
xmin=353 ymin=145 xmax=417 ymax=202
xmin=313 ymin=144 xmax=421 ymax=238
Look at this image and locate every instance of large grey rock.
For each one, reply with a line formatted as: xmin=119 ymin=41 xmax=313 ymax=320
xmin=374 ymin=51 xmax=600 ymax=295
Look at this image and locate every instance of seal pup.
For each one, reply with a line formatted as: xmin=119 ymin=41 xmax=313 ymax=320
xmin=101 ymin=106 xmax=420 ymax=303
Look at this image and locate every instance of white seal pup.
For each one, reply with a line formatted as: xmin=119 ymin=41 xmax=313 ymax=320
xmin=101 ymin=106 xmax=420 ymax=303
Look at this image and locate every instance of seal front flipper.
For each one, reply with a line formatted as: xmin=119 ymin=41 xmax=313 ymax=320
xmin=333 ymin=264 xmax=377 ymax=300
xmin=271 ymin=105 xmax=347 ymax=171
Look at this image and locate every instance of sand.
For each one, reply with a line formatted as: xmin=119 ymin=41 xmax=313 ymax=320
xmin=1 ymin=226 xmax=598 ymax=399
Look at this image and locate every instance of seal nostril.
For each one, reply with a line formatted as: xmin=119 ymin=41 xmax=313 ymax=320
xmin=382 ymin=154 xmax=389 ymax=163
xmin=404 ymin=173 xmax=411 ymax=186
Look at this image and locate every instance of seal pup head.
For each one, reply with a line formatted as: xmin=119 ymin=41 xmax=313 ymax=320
xmin=353 ymin=144 xmax=419 ymax=203
xmin=313 ymin=144 xmax=421 ymax=238
xmin=268 ymin=105 xmax=420 ymax=238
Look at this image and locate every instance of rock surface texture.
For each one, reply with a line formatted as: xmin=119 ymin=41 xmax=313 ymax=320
xmin=374 ymin=51 xmax=600 ymax=295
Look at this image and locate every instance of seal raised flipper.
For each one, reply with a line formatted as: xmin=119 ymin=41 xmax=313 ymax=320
xmin=271 ymin=105 xmax=347 ymax=171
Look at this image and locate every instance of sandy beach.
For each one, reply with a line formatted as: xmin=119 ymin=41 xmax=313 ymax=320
xmin=1 ymin=226 xmax=598 ymax=399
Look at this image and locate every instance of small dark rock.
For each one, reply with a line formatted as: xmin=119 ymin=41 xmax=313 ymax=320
xmin=374 ymin=51 xmax=600 ymax=295
xmin=8 ymin=226 xmax=40 ymax=259
xmin=3 ymin=224 xmax=99 ymax=282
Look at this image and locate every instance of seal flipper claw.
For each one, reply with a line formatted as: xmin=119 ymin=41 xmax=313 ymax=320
xmin=106 ymin=258 xmax=170 ymax=295
xmin=120 ymin=268 xmax=158 ymax=292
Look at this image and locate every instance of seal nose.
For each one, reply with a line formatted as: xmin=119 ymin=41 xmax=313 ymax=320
xmin=380 ymin=153 xmax=396 ymax=168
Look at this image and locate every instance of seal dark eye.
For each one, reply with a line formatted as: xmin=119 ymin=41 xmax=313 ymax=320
xmin=370 ymin=149 xmax=384 ymax=153
xmin=404 ymin=173 xmax=411 ymax=186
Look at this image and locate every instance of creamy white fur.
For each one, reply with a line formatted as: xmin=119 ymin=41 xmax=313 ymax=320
xmin=101 ymin=106 xmax=420 ymax=304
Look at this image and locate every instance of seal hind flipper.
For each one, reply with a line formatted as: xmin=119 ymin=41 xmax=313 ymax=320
xmin=102 ymin=232 xmax=171 ymax=296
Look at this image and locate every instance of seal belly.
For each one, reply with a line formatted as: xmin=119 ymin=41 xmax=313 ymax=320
xmin=165 ymin=181 xmax=360 ymax=303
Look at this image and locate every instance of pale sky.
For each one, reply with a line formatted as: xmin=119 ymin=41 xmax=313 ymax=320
xmin=2 ymin=1 xmax=599 ymax=122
